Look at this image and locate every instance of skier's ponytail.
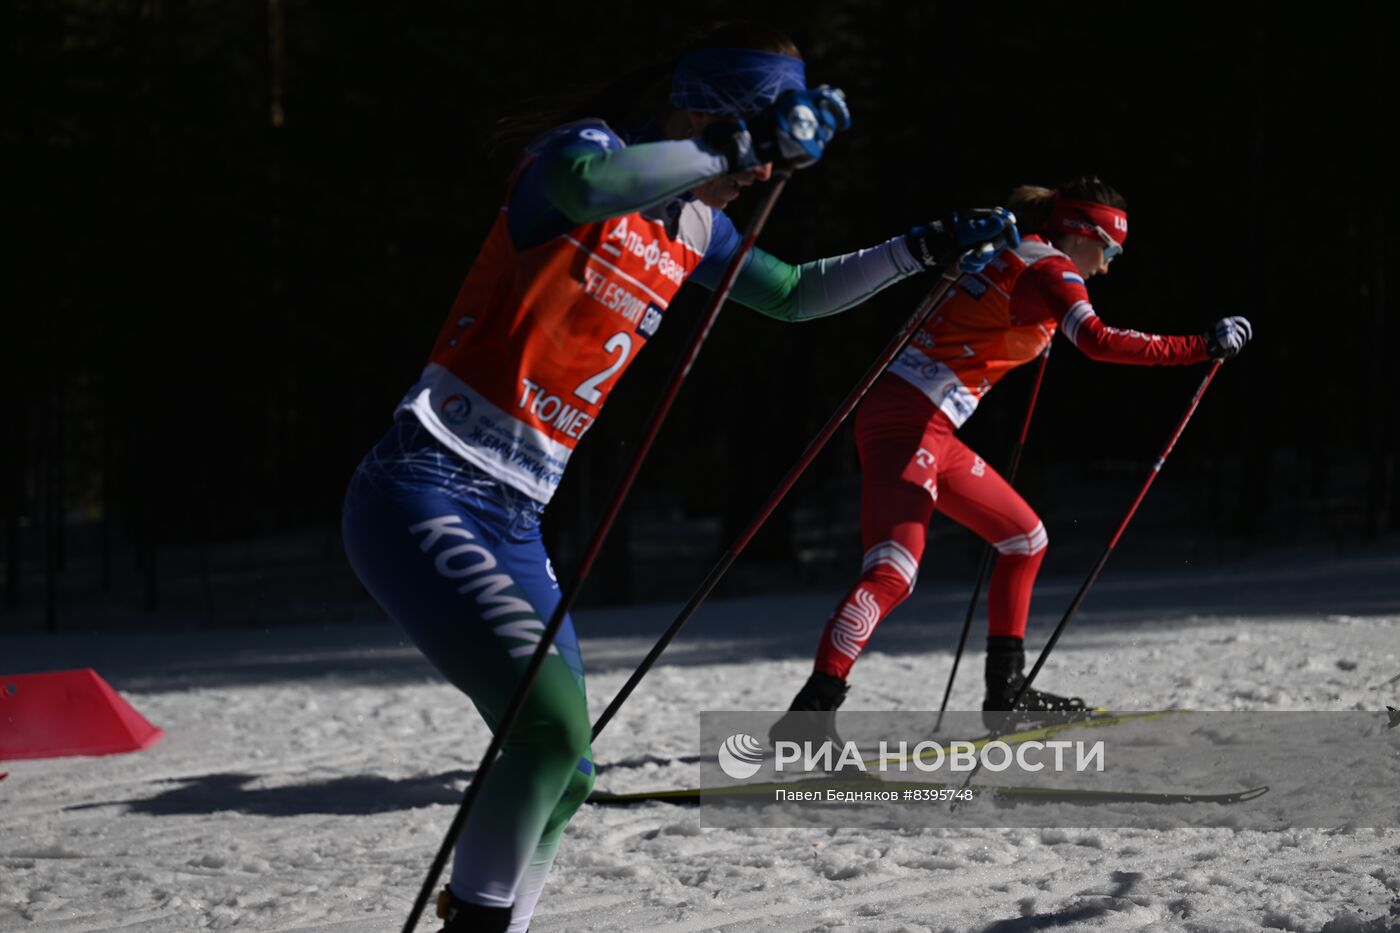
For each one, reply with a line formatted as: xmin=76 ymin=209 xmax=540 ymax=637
xmin=1006 ymin=186 xmax=1057 ymax=234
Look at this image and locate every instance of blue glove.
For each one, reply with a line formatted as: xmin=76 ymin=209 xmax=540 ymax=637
xmin=701 ymin=87 xmax=851 ymax=173
xmin=1205 ymin=316 xmax=1253 ymax=360
xmin=907 ymin=208 xmax=1020 ymax=274
xmin=748 ymin=85 xmax=851 ymax=170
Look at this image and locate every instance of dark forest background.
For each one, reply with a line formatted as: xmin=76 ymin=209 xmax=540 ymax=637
xmin=3 ymin=2 xmax=1394 ymax=632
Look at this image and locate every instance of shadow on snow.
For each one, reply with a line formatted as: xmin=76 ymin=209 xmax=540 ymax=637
xmin=66 ymin=769 xmax=475 ymax=817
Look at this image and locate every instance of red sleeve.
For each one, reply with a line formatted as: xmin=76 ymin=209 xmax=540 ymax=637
xmin=1012 ymin=258 xmax=1209 ymax=366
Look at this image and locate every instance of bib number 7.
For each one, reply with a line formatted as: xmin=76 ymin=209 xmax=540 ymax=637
xmin=573 ymin=332 xmax=633 ymax=404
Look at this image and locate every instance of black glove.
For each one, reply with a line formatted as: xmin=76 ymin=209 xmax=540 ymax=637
xmin=906 ymin=208 xmax=1020 ymax=273
xmin=1205 ymin=316 xmax=1253 ymax=360
xmin=700 ymin=119 xmax=762 ymax=173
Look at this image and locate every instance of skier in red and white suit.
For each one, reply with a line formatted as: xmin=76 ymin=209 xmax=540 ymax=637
xmin=772 ymin=177 xmax=1253 ymax=738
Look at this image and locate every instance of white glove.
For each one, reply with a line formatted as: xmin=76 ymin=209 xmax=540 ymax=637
xmin=1206 ymin=316 xmax=1253 ymax=361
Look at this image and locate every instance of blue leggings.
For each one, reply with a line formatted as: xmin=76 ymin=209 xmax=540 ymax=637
xmin=342 ymin=418 xmax=594 ymax=932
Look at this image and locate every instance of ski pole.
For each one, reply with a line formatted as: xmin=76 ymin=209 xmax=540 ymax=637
xmin=956 ymin=359 xmax=1225 ymax=793
xmin=399 ymin=175 xmax=790 ymax=933
xmin=1015 ymin=359 xmax=1223 ymax=706
xmin=591 ymin=266 xmax=964 ymax=741
xmin=933 ymin=345 xmax=1051 ymax=733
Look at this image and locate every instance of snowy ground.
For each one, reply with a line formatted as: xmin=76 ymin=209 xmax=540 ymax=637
xmin=3 ymin=549 xmax=1400 ymax=932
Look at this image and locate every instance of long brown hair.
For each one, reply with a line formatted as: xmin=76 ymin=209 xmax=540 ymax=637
xmin=1007 ymin=176 xmax=1127 ymax=235
xmin=490 ymin=22 xmax=800 ymax=156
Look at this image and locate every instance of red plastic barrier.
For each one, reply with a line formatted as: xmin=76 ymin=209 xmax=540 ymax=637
xmin=0 ymin=669 xmax=163 ymax=760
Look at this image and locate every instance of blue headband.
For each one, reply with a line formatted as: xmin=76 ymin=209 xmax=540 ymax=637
xmin=669 ymin=47 xmax=807 ymax=115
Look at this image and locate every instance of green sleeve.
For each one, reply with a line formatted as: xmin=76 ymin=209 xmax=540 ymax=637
xmin=718 ymin=238 xmax=924 ymax=322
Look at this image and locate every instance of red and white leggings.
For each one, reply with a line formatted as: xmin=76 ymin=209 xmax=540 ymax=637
xmin=814 ymin=376 xmax=1047 ymax=680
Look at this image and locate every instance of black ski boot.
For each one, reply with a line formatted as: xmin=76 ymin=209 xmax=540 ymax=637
xmin=982 ymin=636 xmax=1088 ymax=732
xmin=437 ymin=886 xmax=513 ymax=933
xmin=768 ymin=672 xmax=849 ymax=750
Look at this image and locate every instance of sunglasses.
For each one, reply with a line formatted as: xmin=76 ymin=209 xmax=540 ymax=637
xmin=1092 ymin=224 xmax=1123 ymax=263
